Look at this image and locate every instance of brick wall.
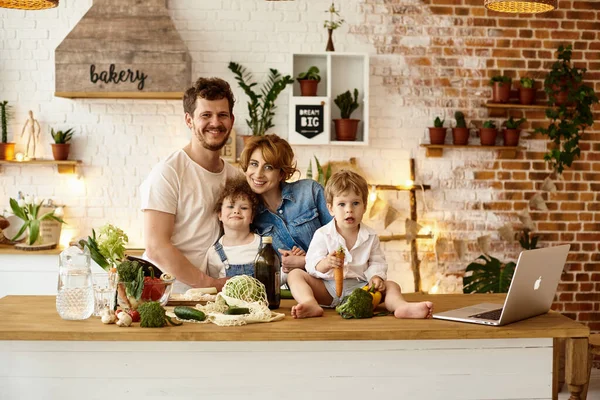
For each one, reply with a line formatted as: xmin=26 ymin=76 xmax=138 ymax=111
xmin=0 ymin=1 xmax=598 ymax=329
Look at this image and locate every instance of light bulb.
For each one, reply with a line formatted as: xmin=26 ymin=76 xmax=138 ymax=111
xmin=368 ymin=185 xmax=377 ymax=203
xmin=15 ymin=152 xmax=24 ymax=162
xmin=404 ymin=179 xmax=414 ymax=189
xmin=429 ymin=279 xmax=441 ymax=294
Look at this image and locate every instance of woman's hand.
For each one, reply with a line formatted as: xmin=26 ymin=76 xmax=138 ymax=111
xmin=280 ymin=254 xmax=306 ymax=273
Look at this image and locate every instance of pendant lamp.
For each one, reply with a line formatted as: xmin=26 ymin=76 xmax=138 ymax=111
xmin=0 ymin=0 xmax=58 ymax=10
xmin=484 ymin=0 xmax=556 ymax=13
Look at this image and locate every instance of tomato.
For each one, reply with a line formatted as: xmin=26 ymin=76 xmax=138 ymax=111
xmin=127 ymin=310 xmax=140 ymax=322
xmin=141 ymin=276 xmax=166 ymax=301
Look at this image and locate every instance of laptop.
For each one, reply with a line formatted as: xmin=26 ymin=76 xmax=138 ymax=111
xmin=433 ymin=244 xmax=570 ymax=326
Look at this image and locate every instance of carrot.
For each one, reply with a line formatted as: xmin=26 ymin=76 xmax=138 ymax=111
xmin=334 ymin=246 xmax=345 ymax=297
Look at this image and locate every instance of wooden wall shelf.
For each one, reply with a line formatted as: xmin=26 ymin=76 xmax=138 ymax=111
xmin=0 ymin=159 xmax=82 ymax=174
xmin=0 ymin=244 xmax=144 ymax=256
xmin=55 ymin=92 xmax=183 ymax=100
xmin=483 ymin=102 xmax=556 ymax=118
xmin=420 ymin=144 xmax=523 ymax=159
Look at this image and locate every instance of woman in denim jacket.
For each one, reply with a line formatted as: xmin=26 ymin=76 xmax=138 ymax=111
xmin=240 ymin=135 xmax=332 ymax=279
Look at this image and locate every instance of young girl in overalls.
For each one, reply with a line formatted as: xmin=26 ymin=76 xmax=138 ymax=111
xmin=206 ymin=177 xmax=262 ymax=279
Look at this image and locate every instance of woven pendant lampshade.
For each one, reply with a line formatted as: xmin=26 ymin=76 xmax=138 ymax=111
xmin=0 ymin=0 xmax=58 ymax=10
xmin=484 ymin=0 xmax=556 ymax=13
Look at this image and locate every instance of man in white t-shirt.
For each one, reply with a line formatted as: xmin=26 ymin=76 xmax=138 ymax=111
xmin=140 ymin=77 xmax=240 ymax=292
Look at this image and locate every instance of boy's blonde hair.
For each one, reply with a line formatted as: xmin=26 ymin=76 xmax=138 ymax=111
xmin=325 ymin=170 xmax=368 ymax=205
xmin=214 ymin=177 xmax=259 ymax=218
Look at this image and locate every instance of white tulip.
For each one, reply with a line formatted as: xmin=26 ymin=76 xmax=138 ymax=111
xmin=17 ymin=199 xmax=26 ymax=208
xmin=34 ymin=197 xmax=41 ymax=205
xmin=24 ymin=195 xmax=32 ymax=205
xmin=53 ymin=207 xmax=64 ymax=218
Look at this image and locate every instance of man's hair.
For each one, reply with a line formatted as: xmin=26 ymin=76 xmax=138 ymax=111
xmin=325 ymin=170 xmax=369 ymax=206
xmin=183 ymin=77 xmax=235 ymax=116
xmin=214 ymin=176 xmax=260 ymax=218
xmin=239 ymin=134 xmax=298 ymax=181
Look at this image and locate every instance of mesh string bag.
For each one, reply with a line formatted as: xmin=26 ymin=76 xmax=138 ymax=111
xmin=222 ymin=275 xmax=268 ymax=305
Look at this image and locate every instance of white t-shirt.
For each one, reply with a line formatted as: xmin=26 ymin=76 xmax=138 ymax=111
xmin=206 ymin=233 xmax=261 ymax=278
xmin=140 ymin=149 xmax=240 ymax=282
xmin=305 ymin=219 xmax=387 ymax=283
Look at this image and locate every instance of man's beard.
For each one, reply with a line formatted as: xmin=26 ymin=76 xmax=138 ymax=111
xmin=194 ymin=124 xmax=230 ymax=151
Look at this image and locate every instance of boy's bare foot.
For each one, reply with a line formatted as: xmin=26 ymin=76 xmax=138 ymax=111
xmin=291 ymin=302 xmax=324 ymax=319
xmin=394 ymin=301 xmax=433 ymax=319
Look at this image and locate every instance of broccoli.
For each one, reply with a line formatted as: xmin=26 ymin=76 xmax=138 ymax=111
xmin=138 ymin=301 xmax=182 ymax=328
xmin=335 ymin=288 xmax=374 ymax=319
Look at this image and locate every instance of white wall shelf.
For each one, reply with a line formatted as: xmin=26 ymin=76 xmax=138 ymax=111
xmin=289 ymin=52 xmax=369 ymax=146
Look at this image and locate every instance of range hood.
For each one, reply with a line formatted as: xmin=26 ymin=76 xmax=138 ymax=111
xmin=55 ymin=0 xmax=191 ymax=99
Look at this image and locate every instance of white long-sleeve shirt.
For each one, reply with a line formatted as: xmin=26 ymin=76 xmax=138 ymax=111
xmin=305 ymin=219 xmax=387 ymax=283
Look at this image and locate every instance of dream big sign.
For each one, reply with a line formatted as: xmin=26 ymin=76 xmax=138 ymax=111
xmin=295 ymin=104 xmax=324 ymax=139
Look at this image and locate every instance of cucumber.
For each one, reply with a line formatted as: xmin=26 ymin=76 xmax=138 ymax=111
xmin=173 ymin=306 xmax=206 ymax=321
xmin=225 ymin=306 xmax=250 ymax=315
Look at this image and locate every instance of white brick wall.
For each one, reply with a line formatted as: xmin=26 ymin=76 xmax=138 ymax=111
xmin=0 ymin=0 xmax=501 ymax=293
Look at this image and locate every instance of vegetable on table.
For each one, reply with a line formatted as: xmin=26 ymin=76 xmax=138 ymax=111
xmin=174 ymin=306 xmax=206 ymax=322
xmin=335 ymin=288 xmax=375 ymax=319
xmin=334 ymin=246 xmax=345 ymax=297
xmin=138 ymin=301 xmax=181 ymax=328
xmin=362 ymin=285 xmax=382 ymax=309
xmin=116 ymin=311 xmax=132 ymax=327
xmin=225 ymin=306 xmax=250 ymax=315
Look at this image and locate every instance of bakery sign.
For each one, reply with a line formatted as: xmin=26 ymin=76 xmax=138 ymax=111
xmin=295 ymin=104 xmax=324 ymax=139
xmin=54 ymin=0 xmax=191 ymax=99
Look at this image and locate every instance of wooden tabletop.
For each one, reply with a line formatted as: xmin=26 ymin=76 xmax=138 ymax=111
xmin=0 ymin=294 xmax=588 ymax=342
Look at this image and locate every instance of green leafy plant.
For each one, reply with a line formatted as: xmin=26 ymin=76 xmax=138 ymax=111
xmin=334 ymin=89 xmax=359 ymax=119
xmin=79 ymin=223 xmax=128 ymax=271
xmin=455 ymin=111 xmax=467 ymax=128
xmin=463 ymin=255 xmax=516 ymax=294
xmin=324 ymin=2 xmax=344 ymax=30
xmin=50 ymin=128 xmax=74 ymax=144
xmin=8 ymin=196 xmax=65 ymax=245
xmin=483 ymin=120 xmax=496 ymax=129
xmin=520 ymin=77 xmax=535 ymax=89
xmin=0 ymin=101 xmax=10 ymax=143
xmin=228 ymin=62 xmax=294 ymax=136
xmin=306 ymin=155 xmax=332 ymax=187
xmin=297 ymin=66 xmax=321 ymax=82
xmin=433 ymin=117 xmax=444 ymax=128
xmin=116 ymin=259 xmax=145 ymax=300
xmin=535 ymin=44 xmax=598 ymax=174
xmin=489 ymin=76 xmax=511 ymax=86
xmin=504 ymin=116 xmax=526 ymax=129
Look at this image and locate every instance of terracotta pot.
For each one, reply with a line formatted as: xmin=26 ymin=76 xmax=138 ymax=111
xmin=333 ymin=119 xmax=359 ymax=141
xmin=518 ymin=87 xmax=536 ymax=105
xmin=479 ymin=128 xmax=498 ymax=146
xmin=0 ymin=142 xmax=15 ymax=160
xmin=551 ymin=78 xmax=575 ymax=106
xmin=428 ymin=127 xmax=447 ymax=145
xmin=299 ymin=80 xmax=319 ymax=96
xmin=492 ymin=81 xmax=511 ymax=103
xmin=503 ymin=129 xmax=520 ymax=146
xmin=51 ymin=143 xmax=70 ymax=160
xmin=452 ymin=127 xmax=469 ymax=145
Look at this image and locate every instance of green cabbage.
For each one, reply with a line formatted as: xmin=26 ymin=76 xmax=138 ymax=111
xmin=222 ymin=275 xmax=267 ymax=304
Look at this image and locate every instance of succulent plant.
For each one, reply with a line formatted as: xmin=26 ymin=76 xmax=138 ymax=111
xmin=50 ymin=128 xmax=74 ymax=144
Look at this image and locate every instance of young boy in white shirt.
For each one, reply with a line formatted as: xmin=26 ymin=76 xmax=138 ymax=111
xmin=287 ymin=170 xmax=433 ymax=319
xmin=206 ymin=177 xmax=262 ymax=279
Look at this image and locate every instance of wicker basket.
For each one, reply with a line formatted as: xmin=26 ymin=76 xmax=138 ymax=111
xmin=484 ymin=0 xmax=556 ymax=13
xmin=0 ymin=0 xmax=58 ymax=10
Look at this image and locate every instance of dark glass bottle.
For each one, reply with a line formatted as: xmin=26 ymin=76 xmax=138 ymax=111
xmin=254 ymin=236 xmax=280 ymax=309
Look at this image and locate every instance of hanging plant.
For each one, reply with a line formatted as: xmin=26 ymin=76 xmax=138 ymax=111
xmin=463 ymin=255 xmax=516 ymax=294
xmin=535 ymin=44 xmax=598 ymax=174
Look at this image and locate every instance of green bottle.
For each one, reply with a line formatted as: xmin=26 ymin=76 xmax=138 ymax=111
xmin=254 ymin=236 xmax=280 ymax=309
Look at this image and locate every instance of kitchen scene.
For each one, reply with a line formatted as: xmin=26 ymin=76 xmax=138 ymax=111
xmin=0 ymin=0 xmax=599 ymax=399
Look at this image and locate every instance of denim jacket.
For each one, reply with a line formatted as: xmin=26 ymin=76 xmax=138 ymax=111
xmin=252 ymin=179 xmax=333 ymax=252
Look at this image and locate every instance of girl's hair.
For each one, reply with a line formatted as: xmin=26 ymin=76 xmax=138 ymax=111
xmin=325 ymin=170 xmax=369 ymax=206
xmin=238 ymin=134 xmax=298 ymax=181
xmin=214 ymin=177 xmax=260 ymax=217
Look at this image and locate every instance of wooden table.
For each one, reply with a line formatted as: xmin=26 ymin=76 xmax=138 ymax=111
xmin=0 ymin=294 xmax=589 ymax=400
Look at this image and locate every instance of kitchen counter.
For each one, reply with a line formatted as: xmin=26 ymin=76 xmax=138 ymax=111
xmin=0 ymin=294 xmax=589 ymax=400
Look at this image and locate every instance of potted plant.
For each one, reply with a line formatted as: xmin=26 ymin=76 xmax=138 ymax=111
xmin=333 ymin=88 xmax=360 ymax=141
xmin=297 ymin=66 xmax=321 ymax=97
xmin=428 ymin=117 xmax=446 ymax=145
xmin=0 ymin=101 xmax=15 ymax=161
xmin=536 ymin=45 xmax=598 ymax=173
xmin=50 ymin=128 xmax=74 ymax=160
xmin=503 ymin=116 xmax=526 ymax=147
xmin=463 ymin=255 xmax=516 ymax=294
xmin=228 ymin=62 xmax=294 ymax=141
xmin=480 ymin=120 xmax=497 ymax=146
xmin=324 ymin=2 xmax=344 ymax=52
xmin=519 ymin=77 xmax=536 ymax=105
xmin=452 ymin=111 xmax=469 ymax=145
xmin=8 ymin=196 xmax=65 ymax=246
xmin=490 ymin=76 xmax=512 ymax=103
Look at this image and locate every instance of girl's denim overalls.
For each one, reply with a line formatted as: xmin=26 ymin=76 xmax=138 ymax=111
xmin=213 ymin=236 xmax=262 ymax=277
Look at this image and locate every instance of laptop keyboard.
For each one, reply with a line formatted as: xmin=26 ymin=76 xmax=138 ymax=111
xmin=470 ymin=308 xmax=503 ymax=320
